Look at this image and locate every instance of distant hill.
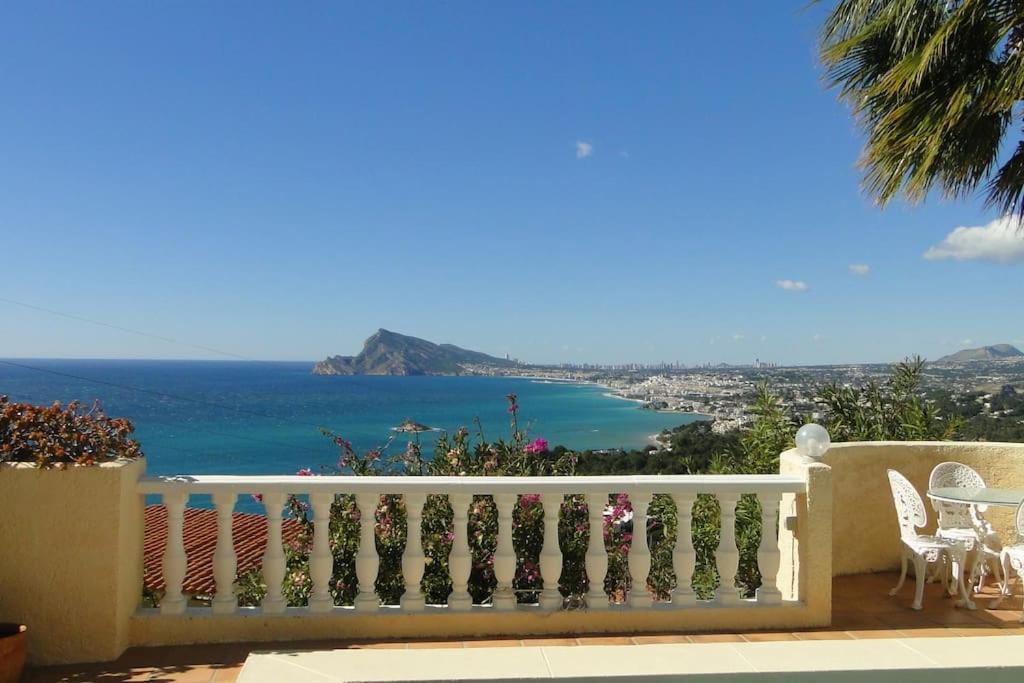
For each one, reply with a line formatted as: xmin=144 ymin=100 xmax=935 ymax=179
xmin=936 ymin=344 xmax=1024 ymax=363
xmin=312 ymin=329 xmax=518 ymax=376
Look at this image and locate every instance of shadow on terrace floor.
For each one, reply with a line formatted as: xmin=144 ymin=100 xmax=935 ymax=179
xmin=24 ymin=573 xmax=1024 ymax=683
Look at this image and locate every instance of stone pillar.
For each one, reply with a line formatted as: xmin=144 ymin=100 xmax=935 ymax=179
xmin=778 ymin=448 xmax=833 ymax=627
xmin=0 ymin=458 xmax=145 ymax=665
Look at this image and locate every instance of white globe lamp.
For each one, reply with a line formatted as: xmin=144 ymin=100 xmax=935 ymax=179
xmin=795 ymin=423 xmax=830 ymax=460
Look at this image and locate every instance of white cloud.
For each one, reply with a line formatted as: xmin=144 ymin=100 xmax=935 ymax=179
xmin=575 ymin=141 xmax=593 ymax=159
xmin=923 ymin=216 xmax=1024 ymax=264
xmin=961 ymin=339 xmax=973 ymax=346
xmin=812 ymin=333 xmax=824 ymax=342
xmin=849 ymin=264 xmax=870 ymax=276
xmin=759 ymin=335 xmax=767 ymax=342
xmin=775 ymin=279 xmax=809 ymax=292
xmin=732 ymin=333 xmax=744 ymax=341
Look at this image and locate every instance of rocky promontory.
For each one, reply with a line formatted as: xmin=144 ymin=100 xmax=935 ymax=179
xmin=313 ymin=329 xmax=517 ymax=376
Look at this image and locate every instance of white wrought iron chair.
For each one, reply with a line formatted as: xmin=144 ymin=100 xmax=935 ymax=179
xmin=997 ymin=500 xmax=1024 ymax=622
xmin=928 ymin=462 xmax=1003 ymax=593
xmin=887 ymin=469 xmax=975 ymax=610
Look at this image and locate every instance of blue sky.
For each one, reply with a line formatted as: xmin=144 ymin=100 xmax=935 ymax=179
xmin=1 ymin=2 xmax=1021 ymax=366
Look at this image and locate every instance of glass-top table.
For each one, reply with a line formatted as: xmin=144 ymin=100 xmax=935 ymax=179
xmin=928 ymin=487 xmax=1024 ymax=508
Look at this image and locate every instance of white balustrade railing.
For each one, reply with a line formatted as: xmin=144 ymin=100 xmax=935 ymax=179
xmin=138 ymin=474 xmax=806 ymax=616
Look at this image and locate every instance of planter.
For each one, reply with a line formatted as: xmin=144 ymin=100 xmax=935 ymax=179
xmin=0 ymin=624 xmax=26 ymax=683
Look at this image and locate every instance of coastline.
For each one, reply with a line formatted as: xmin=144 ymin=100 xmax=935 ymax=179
xmin=506 ymin=374 xmax=707 ymax=450
xmin=602 ymin=391 xmax=644 ymax=404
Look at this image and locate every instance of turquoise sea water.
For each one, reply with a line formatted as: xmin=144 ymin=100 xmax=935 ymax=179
xmin=0 ymin=360 xmax=700 ymax=477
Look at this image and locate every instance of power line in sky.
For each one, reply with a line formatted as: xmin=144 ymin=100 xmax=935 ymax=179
xmin=0 ymin=296 xmax=253 ymax=360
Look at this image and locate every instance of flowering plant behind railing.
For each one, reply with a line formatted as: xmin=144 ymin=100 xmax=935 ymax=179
xmin=236 ymin=394 xmax=654 ymax=607
xmin=233 ymin=393 xmax=771 ymax=609
xmin=0 ymin=395 xmax=143 ymax=467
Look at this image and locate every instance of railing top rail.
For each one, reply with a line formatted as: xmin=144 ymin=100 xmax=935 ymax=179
xmin=138 ymin=473 xmax=806 ymax=496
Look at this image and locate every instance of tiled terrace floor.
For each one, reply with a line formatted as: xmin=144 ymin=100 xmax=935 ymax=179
xmin=24 ymin=573 xmax=1024 ymax=683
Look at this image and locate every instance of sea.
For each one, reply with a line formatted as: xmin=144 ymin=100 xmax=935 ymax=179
xmin=0 ymin=359 xmax=702 ymax=478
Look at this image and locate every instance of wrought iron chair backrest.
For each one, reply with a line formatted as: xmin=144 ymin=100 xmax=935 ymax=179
xmin=929 ymin=461 xmax=987 ymax=532
xmin=888 ymin=469 xmax=926 ymax=540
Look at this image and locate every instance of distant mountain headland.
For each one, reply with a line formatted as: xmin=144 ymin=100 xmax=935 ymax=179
xmin=312 ymin=329 xmax=519 ymax=376
xmin=936 ymin=344 xmax=1024 ymax=363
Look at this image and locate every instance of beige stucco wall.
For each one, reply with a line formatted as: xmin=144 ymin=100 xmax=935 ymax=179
xmin=130 ymin=600 xmax=822 ymax=648
xmin=0 ymin=458 xmax=145 ymax=665
xmin=778 ymin=450 xmax=832 ymax=626
xmin=815 ymin=441 xmax=1024 ymax=576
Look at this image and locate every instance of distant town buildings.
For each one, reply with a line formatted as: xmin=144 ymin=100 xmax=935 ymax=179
xmin=475 ymin=356 xmax=1024 ymax=443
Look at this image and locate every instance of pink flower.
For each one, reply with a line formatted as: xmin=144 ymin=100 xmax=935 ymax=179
xmin=519 ymin=493 xmax=541 ymax=509
xmin=524 ymin=438 xmax=548 ymax=454
xmin=297 ymin=468 xmax=313 ymax=476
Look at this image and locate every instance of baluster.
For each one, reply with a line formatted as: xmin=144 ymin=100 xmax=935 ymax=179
xmin=715 ymin=493 xmax=741 ymax=605
xmin=585 ymin=492 xmax=609 ymax=609
xmin=355 ymin=492 xmax=380 ymax=611
xmin=308 ymin=493 xmax=334 ymax=612
xmin=402 ymin=493 xmax=426 ymax=611
xmin=671 ymin=494 xmax=697 ymax=606
xmin=629 ymin=492 xmax=653 ymax=608
xmin=449 ymin=493 xmax=473 ymax=609
xmin=260 ymin=492 xmax=287 ymax=614
xmin=756 ymin=494 xmax=783 ymax=604
xmin=160 ymin=490 xmax=188 ymax=615
xmin=539 ymin=493 xmax=562 ymax=609
xmin=211 ymin=491 xmax=238 ymax=614
xmin=493 ymin=494 xmax=516 ymax=609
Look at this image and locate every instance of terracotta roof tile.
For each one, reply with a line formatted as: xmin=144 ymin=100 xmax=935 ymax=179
xmin=144 ymin=505 xmax=302 ymax=598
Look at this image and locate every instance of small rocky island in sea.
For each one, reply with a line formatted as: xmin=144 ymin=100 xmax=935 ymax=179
xmin=312 ymin=329 xmax=518 ymax=376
